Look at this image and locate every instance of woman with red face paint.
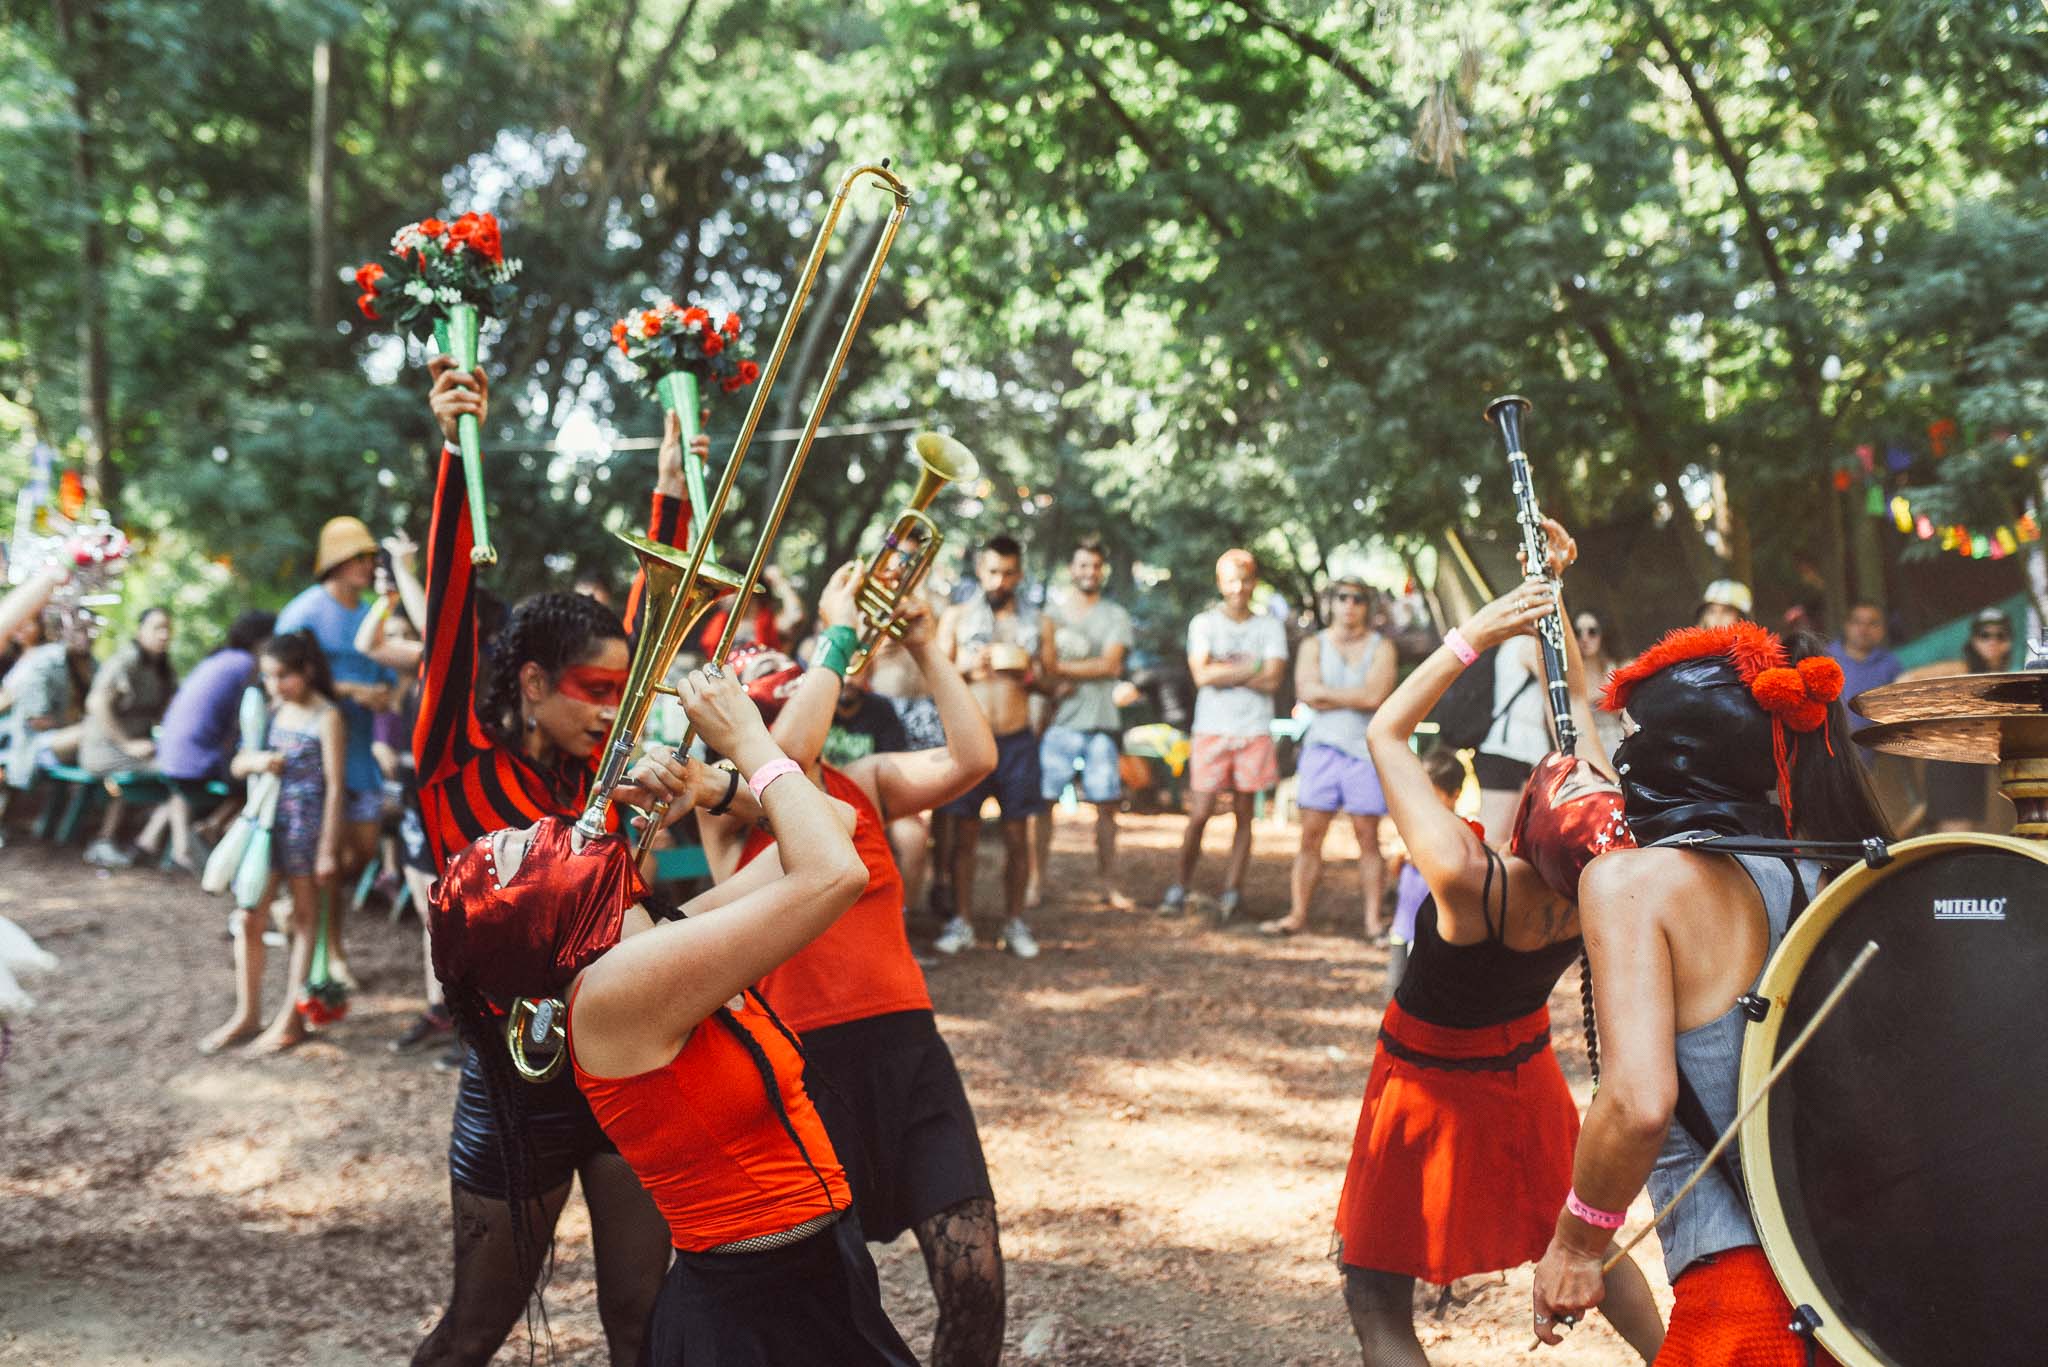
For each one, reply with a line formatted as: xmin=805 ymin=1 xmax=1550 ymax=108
xmin=1333 ymin=521 xmax=1665 ymax=1367
xmin=410 ymin=357 xmax=752 ymax=1367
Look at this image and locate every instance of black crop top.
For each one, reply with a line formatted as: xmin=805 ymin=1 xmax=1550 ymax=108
xmin=1393 ymin=849 xmax=1583 ymax=1028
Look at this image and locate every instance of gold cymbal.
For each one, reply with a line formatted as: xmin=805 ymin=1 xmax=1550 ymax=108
xmin=1853 ymin=714 xmax=2048 ymax=764
xmin=1849 ymin=671 xmax=2048 ymax=726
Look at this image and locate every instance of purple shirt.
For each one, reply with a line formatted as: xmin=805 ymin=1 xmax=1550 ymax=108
xmin=1825 ymin=642 xmax=1903 ymax=731
xmin=154 ymin=649 xmax=257 ymax=780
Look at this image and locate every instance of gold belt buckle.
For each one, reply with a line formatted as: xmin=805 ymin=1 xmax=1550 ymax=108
xmin=506 ymin=996 xmax=567 ymax=1082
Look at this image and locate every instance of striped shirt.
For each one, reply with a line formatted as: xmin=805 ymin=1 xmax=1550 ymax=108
xmin=413 ymin=443 xmax=687 ymax=871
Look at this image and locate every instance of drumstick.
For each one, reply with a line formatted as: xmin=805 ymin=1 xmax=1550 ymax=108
xmin=1532 ymin=940 xmax=1879 ymax=1348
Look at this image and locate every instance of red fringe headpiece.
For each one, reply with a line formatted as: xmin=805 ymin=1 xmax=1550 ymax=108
xmin=1600 ymin=622 xmax=1843 ymax=834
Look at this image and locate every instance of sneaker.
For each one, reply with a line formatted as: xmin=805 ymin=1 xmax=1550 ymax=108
xmin=84 ymin=839 xmax=135 ymax=869
xmin=932 ymin=917 xmax=977 ymax=956
xmin=391 ymin=1006 xmax=454 ymax=1054
xmin=1156 ymin=884 xmax=1188 ymax=918
xmin=1216 ymin=889 xmax=1242 ymax=924
xmin=999 ymin=919 xmax=1040 ymax=960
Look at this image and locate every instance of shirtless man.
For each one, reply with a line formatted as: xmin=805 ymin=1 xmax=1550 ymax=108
xmin=934 ymin=535 xmax=1042 ymax=959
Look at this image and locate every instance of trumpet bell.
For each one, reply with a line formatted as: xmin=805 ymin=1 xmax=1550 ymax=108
xmin=910 ymin=432 xmax=979 ymax=502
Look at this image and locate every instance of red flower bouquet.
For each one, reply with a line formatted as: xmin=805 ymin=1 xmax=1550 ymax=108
xmin=354 ymin=212 xmax=522 ymax=565
xmin=610 ymin=298 xmax=758 ymax=532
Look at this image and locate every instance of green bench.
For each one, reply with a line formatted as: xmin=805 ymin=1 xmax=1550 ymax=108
xmin=31 ymin=764 xmax=230 ymax=846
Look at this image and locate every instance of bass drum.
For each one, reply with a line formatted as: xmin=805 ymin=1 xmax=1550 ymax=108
xmin=1739 ymin=833 xmax=2048 ymax=1367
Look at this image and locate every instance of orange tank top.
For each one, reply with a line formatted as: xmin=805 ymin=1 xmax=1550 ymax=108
xmin=744 ymin=764 xmax=933 ymax=1033
xmin=570 ymin=989 xmax=849 ymax=1251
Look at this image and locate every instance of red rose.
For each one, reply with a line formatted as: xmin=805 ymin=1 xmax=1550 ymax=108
xmin=702 ymin=332 xmax=724 ymax=357
xmin=680 ymin=306 xmax=710 ymax=330
xmin=357 ymin=292 xmax=381 ymax=321
xmin=722 ymin=376 xmax=742 ymax=392
xmin=736 ymin=359 xmax=760 ymax=384
xmin=611 ymin=319 xmax=630 ymax=353
xmin=722 ymin=312 xmax=742 ymax=337
xmin=419 ymin=217 xmax=447 ymax=239
xmin=353 ymin=261 xmax=385 ymax=292
xmin=641 ymin=311 xmax=663 ymax=338
xmin=450 ymin=211 xmax=503 ymax=263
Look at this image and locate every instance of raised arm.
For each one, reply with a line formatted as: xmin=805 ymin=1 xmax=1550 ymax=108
xmin=1365 ymin=586 xmax=1555 ymax=935
xmin=570 ymin=668 xmax=868 ymax=1073
xmin=0 ymin=563 xmax=68 ymax=645
xmin=850 ymin=597 xmax=997 ymax=819
xmin=413 ymin=356 xmax=492 ymax=787
xmin=621 ymin=410 xmax=707 ymax=644
xmin=765 ymin=562 xmax=863 ymax=770
xmin=355 ymin=593 xmax=424 ymax=674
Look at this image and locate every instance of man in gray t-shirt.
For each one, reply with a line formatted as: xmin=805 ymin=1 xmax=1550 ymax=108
xmin=1037 ymin=538 xmax=1134 ymax=907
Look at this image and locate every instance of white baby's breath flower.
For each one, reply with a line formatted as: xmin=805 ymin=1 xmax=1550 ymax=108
xmin=404 ymin=279 xmax=434 ymax=301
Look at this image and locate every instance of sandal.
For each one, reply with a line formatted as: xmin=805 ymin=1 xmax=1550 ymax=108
xmin=1258 ymin=918 xmax=1305 ymax=937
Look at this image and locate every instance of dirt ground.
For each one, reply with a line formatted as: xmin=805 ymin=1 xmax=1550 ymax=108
xmin=0 ymin=810 xmax=1669 ymax=1365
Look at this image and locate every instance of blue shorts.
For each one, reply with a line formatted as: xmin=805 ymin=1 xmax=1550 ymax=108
xmin=1295 ymin=743 xmax=1387 ymax=816
xmin=941 ymin=727 xmax=1043 ymax=821
xmin=1040 ymin=726 xmax=1123 ymax=804
xmin=345 ymin=784 xmax=387 ymax=825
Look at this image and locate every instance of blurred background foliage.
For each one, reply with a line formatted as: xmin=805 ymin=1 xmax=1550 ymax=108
xmin=3 ymin=0 xmax=2044 ymax=665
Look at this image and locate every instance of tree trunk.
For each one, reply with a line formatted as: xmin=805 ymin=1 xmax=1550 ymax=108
xmin=308 ymin=39 xmax=336 ymax=330
xmin=53 ymin=0 xmax=115 ymax=513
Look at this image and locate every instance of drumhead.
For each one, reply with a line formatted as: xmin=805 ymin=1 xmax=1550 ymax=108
xmin=1740 ymin=834 xmax=2048 ymax=1367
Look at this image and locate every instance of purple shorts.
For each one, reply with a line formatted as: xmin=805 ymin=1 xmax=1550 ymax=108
xmin=1392 ymin=863 xmax=1428 ymax=944
xmin=1295 ymin=743 xmax=1387 ymax=816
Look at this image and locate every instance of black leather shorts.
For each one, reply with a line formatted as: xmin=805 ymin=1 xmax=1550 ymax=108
xmin=446 ymin=1046 xmax=616 ymax=1199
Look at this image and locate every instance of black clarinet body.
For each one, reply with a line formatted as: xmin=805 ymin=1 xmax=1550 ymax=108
xmin=1484 ymin=395 xmax=1578 ymax=756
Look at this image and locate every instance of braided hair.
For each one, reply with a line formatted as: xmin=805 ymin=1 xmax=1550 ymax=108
xmin=476 ymin=592 xmax=626 ymax=747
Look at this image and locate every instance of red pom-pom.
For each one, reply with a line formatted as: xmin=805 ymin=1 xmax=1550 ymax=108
xmin=1750 ymin=667 xmax=1807 ymax=712
xmin=1797 ymin=655 xmax=1845 ymax=703
xmin=1784 ymin=700 xmax=1829 ymax=733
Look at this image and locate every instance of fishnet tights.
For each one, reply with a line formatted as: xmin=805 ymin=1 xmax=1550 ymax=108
xmin=913 ymin=1197 xmax=1005 ymax=1367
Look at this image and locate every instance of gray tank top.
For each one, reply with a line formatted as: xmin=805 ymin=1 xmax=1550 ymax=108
xmin=1301 ymin=631 xmax=1378 ymax=761
xmin=1644 ymin=848 xmax=1821 ymax=1282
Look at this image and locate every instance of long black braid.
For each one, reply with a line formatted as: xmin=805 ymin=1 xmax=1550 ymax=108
xmin=1579 ymin=949 xmax=1600 ymax=1085
xmin=476 ymin=591 xmax=626 ymax=748
xmin=443 ymin=980 xmax=557 ymax=1365
xmin=713 ymin=990 xmax=841 ymax=1217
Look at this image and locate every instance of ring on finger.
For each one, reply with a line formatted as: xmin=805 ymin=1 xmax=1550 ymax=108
xmin=702 ymin=662 xmax=725 ymax=680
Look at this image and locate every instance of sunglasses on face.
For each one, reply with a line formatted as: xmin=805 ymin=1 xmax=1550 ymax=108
xmin=1975 ymin=629 xmax=2011 ymax=641
xmin=1332 ymin=591 xmax=1367 ymax=605
xmin=1576 ymin=623 xmax=1600 ymax=635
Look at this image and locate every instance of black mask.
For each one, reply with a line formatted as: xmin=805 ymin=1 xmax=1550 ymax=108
xmin=1614 ymin=656 xmax=1783 ymax=845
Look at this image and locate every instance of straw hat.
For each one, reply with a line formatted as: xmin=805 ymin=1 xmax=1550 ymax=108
xmin=314 ymin=516 xmax=378 ymax=578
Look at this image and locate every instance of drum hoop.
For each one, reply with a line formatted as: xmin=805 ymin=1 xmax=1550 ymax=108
xmin=1737 ymin=832 xmax=2048 ymax=1367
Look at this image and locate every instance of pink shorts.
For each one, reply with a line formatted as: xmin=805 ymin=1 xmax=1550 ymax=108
xmin=1188 ymin=733 xmax=1279 ymax=795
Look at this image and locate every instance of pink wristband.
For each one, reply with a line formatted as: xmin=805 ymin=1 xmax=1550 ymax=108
xmin=747 ymin=757 xmax=803 ymax=804
xmin=1444 ymin=628 xmax=1480 ymax=667
xmin=1565 ymin=1189 xmax=1626 ymax=1230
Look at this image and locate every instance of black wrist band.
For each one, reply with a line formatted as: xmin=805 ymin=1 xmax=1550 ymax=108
xmin=707 ymin=763 xmax=742 ymax=817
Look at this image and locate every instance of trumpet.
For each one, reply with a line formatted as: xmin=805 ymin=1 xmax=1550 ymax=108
xmin=847 ymin=432 xmax=979 ymax=675
xmin=571 ymin=162 xmax=913 ymax=858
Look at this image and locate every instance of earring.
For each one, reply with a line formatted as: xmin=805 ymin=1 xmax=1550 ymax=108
xmin=526 ymin=716 xmax=538 ymax=733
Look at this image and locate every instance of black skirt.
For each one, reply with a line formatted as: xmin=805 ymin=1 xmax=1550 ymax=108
xmin=801 ymin=1009 xmax=995 ymax=1243
xmin=447 ymin=1046 xmax=615 ymax=1199
xmin=647 ymin=1211 xmax=918 ymax=1366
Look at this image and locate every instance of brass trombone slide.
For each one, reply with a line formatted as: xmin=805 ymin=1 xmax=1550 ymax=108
xmin=587 ymin=161 xmax=912 ymax=860
xmin=847 ymin=432 xmax=979 ymax=676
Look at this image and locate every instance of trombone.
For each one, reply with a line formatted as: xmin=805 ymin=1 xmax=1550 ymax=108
xmin=846 ymin=432 xmax=978 ymax=675
xmin=574 ymin=161 xmax=913 ymax=856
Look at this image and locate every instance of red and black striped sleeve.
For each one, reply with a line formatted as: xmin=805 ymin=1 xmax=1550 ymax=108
xmin=414 ymin=443 xmax=492 ymax=791
xmin=622 ymin=490 xmax=690 ymax=646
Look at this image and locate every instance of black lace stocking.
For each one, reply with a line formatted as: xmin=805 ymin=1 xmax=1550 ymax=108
xmin=1342 ymin=1266 xmax=1429 ymax=1367
xmin=410 ymin=1178 xmax=572 ymax=1367
xmin=913 ymin=1197 xmax=1005 ymax=1367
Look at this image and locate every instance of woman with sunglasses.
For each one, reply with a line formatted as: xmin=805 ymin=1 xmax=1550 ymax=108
xmin=1266 ymin=578 xmax=1396 ymax=938
xmin=1572 ymin=611 xmax=1626 ymax=760
xmin=1899 ymin=606 xmax=2015 ymax=833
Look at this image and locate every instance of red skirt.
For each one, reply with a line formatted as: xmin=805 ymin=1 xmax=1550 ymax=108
xmin=1335 ymin=1000 xmax=1578 ymax=1283
xmin=1658 ymin=1246 xmax=1840 ymax=1367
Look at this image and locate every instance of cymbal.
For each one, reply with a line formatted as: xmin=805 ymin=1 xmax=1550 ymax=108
xmin=1854 ymin=714 xmax=2048 ymax=764
xmin=1850 ymin=671 xmax=2048 ymax=726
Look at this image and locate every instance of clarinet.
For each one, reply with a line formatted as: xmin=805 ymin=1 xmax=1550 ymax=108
xmin=1484 ymin=395 xmax=1578 ymax=755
